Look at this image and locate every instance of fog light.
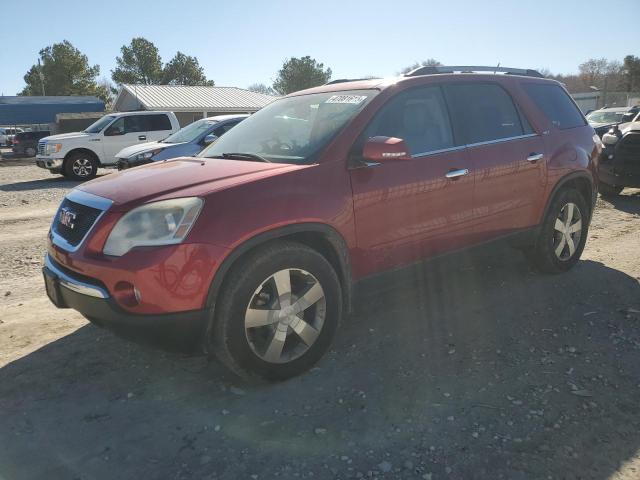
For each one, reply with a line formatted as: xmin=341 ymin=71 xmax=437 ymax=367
xmin=114 ymin=281 xmax=140 ymax=307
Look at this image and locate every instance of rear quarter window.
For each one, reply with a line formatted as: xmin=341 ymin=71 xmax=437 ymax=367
xmin=523 ymin=83 xmax=586 ymax=129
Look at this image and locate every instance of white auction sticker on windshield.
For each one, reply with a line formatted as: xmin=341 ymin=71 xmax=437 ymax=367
xmin=325 ymin=95 xmax=367 ymax=104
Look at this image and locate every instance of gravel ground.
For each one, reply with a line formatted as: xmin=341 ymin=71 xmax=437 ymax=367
xmin=1 ymin=152 xmax=640 ymax=480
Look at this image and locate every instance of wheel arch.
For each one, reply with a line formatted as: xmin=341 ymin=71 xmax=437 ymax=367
xmin=64 ymin=148 xmax=101 ymax=167
xmin=204 ymin=223 xmax=353 ymax=317
xmin=542 ymin=172 xmax=596 ymax=222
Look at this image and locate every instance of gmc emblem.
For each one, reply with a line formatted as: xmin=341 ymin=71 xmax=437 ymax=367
xmin=59 ymin=207 xmax=77 ymax=229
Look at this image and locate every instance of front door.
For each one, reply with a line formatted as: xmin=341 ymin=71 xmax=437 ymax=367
xmin=102 ymin=116 xmax=149 ymax=164
xmin=349 ymin=85 xmax=474 ymax=277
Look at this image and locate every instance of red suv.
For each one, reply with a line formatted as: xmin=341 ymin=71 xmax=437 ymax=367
xmin=44 ymin=66 xmax=600 ymax=380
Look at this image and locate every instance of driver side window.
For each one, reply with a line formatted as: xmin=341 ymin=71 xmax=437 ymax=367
xmin=364 ymin=86 xmax=454 ymax=156
xmin=105 ymin=118 xmax=124 ymax=136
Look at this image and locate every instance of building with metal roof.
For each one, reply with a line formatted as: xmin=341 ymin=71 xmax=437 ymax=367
xmin=0 ymin=95 xmax=105 ymax=126
xmin=113 ymin=84 xmax=278 ymax=126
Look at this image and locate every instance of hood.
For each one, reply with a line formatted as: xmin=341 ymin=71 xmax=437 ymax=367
xmin=41 ymin=131 xmax=93 ymax=142
xmin=116 ymin=141 xmax=168 ymax=158
xmin=77 ymin=157 xmax=309 ymax=209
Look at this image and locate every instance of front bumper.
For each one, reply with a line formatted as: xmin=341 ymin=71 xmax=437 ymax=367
xmin=116 ymin=157 xmax=153 ymax=170
xmin=44 ymin=254 xmax=209 ymax=352
xmin=36 ymin=156 xmax=63 ymax=171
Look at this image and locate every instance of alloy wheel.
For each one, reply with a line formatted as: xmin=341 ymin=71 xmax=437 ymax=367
xmin=552 ymin=202 xmax=583 ymax=261
xmin=244 ymin=268 xmax=326 ymax=364
xmin=72 ymin=158 xmax=93 ymax=178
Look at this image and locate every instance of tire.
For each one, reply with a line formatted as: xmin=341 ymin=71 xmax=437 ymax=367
xmin=210 ymin=241 xmax=342 ymax=381
xmin=526 ymin=188 xmax=590 ymax=274
xmin=25 ymin=147 xmax=36 ymax=157
xmin=64 ymin=152 xmax=98 ymax=181
xmin=598 ymin=181 xmax=623 ymax=197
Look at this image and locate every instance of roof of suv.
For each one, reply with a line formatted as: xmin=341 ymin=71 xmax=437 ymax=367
xmin=288 ymin=67 xmax=558 ymax=97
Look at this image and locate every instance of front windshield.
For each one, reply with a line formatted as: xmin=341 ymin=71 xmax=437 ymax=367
xmin=586 ymin=111 xmax=624 ymax=125
xmin=199 ymin=90 xmax=377 ymax=164
xmin=163 ymin=119 xmax=218 ymax=144
xmin=84 ymin=115 xmax=117 ymax=133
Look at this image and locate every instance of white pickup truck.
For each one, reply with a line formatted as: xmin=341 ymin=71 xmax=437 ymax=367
xmin=36 ymin=111 xmax=180 ymax=180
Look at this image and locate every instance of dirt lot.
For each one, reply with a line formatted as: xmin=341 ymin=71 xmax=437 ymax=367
xmin=1 ymin=153 xmax=640 ymax=480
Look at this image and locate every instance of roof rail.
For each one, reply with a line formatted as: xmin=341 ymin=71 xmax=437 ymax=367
xmin=405 ymin=66 xmax=544 ymax=78
xmin=324 ymin=78 xmax=379 ymax=85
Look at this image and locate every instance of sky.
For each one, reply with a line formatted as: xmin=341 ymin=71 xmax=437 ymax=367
xmin=0 ymin=0 xmax=638 ymax=96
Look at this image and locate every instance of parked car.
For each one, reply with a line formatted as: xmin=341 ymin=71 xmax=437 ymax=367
xmin=0 ymin=127 xmax=24 ymax=146
xmin=43 ymin=66 xmax=599 ymax=381
xmin=598 ymin=120 xmax=640 ymax=196
xmin=587 ymin=106 xmax=640 ymax=137
xmin=11 ymin=130 xmax=50 ymax=157
xmin=116 ymin=114 xmax=248 ymax=170
xmin=35 ymin=111 xmax=180 ymax=180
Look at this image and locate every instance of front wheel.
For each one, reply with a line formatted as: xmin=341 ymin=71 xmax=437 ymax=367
xmin=209 ymin=241 xmax=342 ymax=381
xmin=64 ymin=152 xmax=98 ymax=181
xmin=526 ymin=188 xmax=589 ymax=273
xmin=598 ymin=181 xmax=623 ymax=197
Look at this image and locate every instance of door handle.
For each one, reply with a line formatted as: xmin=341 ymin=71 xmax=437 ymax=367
xmin=445 ymin=168 xmax=469 ymax=179
xmin=138 ymin=135 xmax=147 ymax=141
xmin=527 ymin=153 xmax=544 ymax=163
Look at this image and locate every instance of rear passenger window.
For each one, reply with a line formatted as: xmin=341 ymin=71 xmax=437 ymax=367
xmin=523 ymin=83 xmax=586 ymax=129
xmin=144 ymin=114 xmax=172 ymax=131
xmin=364 ymin=86 xmax=454 ymax=155
xmin=444 ymin=83 xmax=525 ymax=144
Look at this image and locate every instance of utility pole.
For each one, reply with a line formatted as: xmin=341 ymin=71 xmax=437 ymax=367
xmin=37 ymin=59 xmax=45 ymax=96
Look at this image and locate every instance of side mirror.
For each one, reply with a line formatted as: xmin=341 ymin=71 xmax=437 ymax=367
xmin=362 ymin=136 xmax=412 ymax=163
xmin=203 ymin=134 xmax=218 ymax=145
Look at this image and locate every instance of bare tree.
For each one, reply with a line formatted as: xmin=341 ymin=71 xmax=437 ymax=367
xmin=399 ymin=59 xmax=442 ymax=75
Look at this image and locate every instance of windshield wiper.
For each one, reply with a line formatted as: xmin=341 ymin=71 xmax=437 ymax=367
xmin=221 ymin=152 xmax=271 ymax=163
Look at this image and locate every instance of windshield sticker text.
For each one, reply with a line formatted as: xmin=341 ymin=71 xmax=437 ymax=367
xmin=325 ymin=95 xmax=367 ymax=105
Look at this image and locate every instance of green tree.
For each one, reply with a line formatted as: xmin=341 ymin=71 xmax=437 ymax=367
xmin=112 ymin=37 xmax=163 ymax=85
xmin=162 ymin=52 xmax=213 ymax=86
xmin=400 ymin=59 xmax=442 ymax=74
xmin=272 ymin=56 xmax=332 ymax=95
xmin=247 ymin=83 xmax=276 ymax=95
xmin=20 ymin=40 xmax=108 ymax=101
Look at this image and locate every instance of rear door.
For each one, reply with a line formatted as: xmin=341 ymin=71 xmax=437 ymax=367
xmin=143 ymin=114 xmax=174 ymax=142
xmin=349 ymin=85 xmax=474 ymax=276
xmin=444 ymin=82 xmax=546 ymax=241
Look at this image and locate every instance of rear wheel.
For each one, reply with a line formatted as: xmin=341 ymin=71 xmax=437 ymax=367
xmin=526 ymin=188 xmax=589 ymax=273
xmin=25 ymin=147 xmax=36 ymax=157
xmin=210 ymin=241 xmax=342 ymax=381
xmin=598 ymin=181 xmax=623 ymax=197
xmin=64 ymin=152 xmax=98 ymax=181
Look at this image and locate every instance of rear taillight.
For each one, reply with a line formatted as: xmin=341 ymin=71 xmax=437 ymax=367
xmin=13 ymin=139 xmax=19 ymax=144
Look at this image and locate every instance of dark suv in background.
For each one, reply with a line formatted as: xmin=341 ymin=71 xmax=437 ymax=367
xmin=12 ymin=131 xmax=50 ymax=157
xmin=44 ymin=66 xmax=599 ymax=381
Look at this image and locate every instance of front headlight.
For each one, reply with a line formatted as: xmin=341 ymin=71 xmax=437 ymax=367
xmin=133 ymin=148 xmax=163 ymax=162
xmin=103 ymin=197 xmax=203 ymax=256
xmin=45 ymin=143 xmax=62 ymax=154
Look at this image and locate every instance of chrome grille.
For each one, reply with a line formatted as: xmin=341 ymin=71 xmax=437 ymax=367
xmin=50 ymin=191 xmax=113 ymax=252
xmin=52 ymin=199 xmax=102 ymax=247
xmin=37 ymin=142 xmax=46 ymax=156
